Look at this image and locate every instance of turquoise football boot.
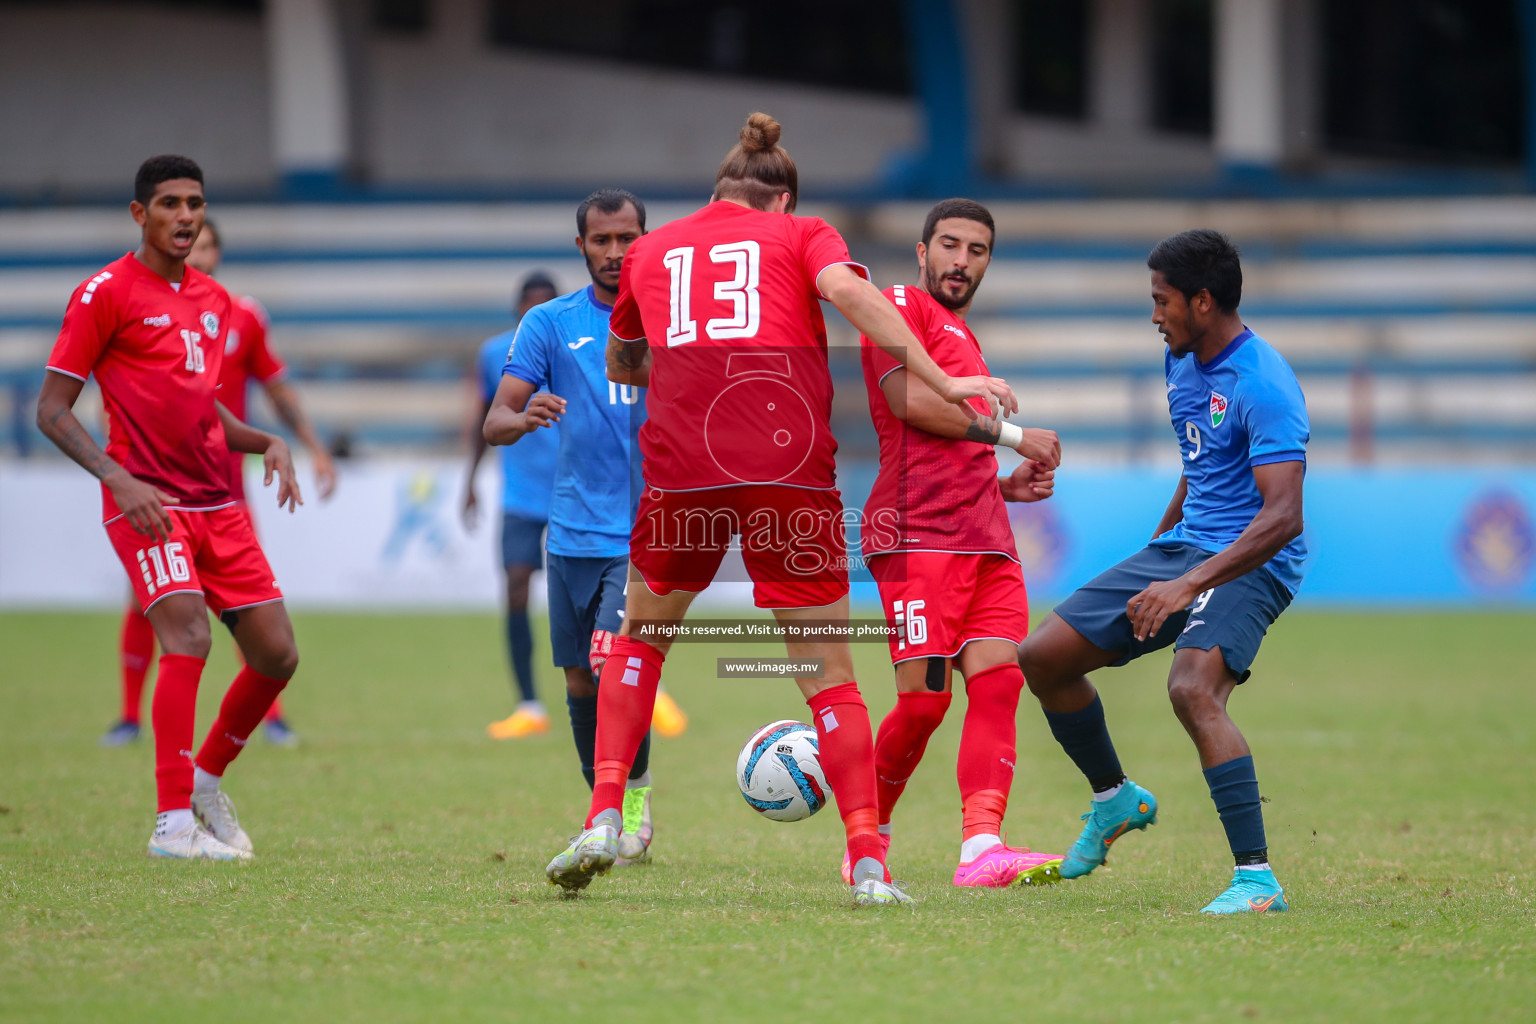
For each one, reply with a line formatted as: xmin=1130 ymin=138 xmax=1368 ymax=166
xmin=1201 ymin=867 xmax=1289 ymax=914
xmin=1059 ymin=781 xmax=1158 ymax=879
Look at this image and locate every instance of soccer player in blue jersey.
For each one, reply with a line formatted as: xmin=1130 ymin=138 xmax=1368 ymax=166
xmin=482 ymin=189 xmax=672 ymax=863
xmin=1018 ymin=229 xmax=1308 ymax=913
xmin=464 ymin=272 xmax=561 ymax=739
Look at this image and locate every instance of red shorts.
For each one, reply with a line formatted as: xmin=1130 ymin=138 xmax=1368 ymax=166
xmin=106 ymin=504 xmax=283 ymax=615
xmin=631 ymin=485 xmax=851 ymax=609
xmin=867 ymin=551 xmax=1029 ymax=663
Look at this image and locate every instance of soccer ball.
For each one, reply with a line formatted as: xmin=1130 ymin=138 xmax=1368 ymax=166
xmin=736 ymin=719 xmax=828 ymax=821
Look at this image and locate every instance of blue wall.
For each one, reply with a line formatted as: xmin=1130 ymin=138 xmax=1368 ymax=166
xmin=846 ymin=467 xmax=1536 ymax=607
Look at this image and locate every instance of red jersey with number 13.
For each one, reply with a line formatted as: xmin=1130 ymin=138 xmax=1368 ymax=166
xmin=859 ymin=283 xmax=1017 ymax=560
xmin=47 ymin=253 xmax=234 ymax=521
xmin=609 ymin=200 xmax=868 ymax=492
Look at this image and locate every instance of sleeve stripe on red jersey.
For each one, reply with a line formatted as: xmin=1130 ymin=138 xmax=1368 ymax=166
xmin=876 ymin=364 xmax=904 ymax=388
xmin=893 ymin=284 xmax=907 ymax=306
xmin=611 ymin=330 xmax=646 ymax=344
xmin=813 ymin=260 xmax=871 ymax=299
xmin=78 ymin=270 xmax=114 ymax=305
xmin=44 ymin=365 xmax=88 ymax=382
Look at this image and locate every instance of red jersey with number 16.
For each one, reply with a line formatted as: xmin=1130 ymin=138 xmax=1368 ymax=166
xmin=218 ymin=296 xmax=287 ymax=501
xmin=859 ymin=283 xmax=1017 ymax=560
xmin=609 ymin=200 xmax=868 ymax=492
xmin=47 ymin=253 xmax=235 ymax=521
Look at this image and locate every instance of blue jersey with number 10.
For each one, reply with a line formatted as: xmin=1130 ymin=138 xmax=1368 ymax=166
xmin=503 ymin=286 xmax=645 ymax=558
xmin=1154 ymin=327 xmax=1310 ymax=594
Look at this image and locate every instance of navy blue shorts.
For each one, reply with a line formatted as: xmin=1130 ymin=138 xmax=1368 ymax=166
xmin=1052 ymin=542 xmax=1293 ymax=683
xmin=547 ymin=553 xmax=627 ymax=668
xmin=500 ymin=512 xmax=547 ymax=570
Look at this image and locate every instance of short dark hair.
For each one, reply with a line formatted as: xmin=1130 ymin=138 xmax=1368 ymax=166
xmin=135 ymin=155 xmax=203 ymax=205
xmin=922 ymin=198 xmax=995 ymax=247
xmin=577 ymin=188 xmax=645 ymax=237
xmin=199 ymin=217 xmax=221 ymax=249
xmin=517 ymin=271 xmax=557 ymax=304
xmin=1147 ymin=229 xmax=1242 ymax=313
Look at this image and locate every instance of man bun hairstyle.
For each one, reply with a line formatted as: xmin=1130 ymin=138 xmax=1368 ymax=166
xmin=134 ymin=154 xmax=204 ymax=205
xmin=1147 ymin=229 xmax=1243 ymax=313
xmin=715 ymin=112 xmax=798 ymax=213
xmin=922 ymin=198 xmax=995 ymax=248
xmin=577 ymin=187 xmax=646 ymax=237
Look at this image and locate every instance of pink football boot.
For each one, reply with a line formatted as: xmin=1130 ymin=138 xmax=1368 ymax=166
xmin=952 ymin=843 xmax=1065 ymax=888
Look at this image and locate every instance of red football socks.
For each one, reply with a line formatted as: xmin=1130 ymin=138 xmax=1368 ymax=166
xmin=873 ymin=690 xmax=952 ymax=825
xmin=151 ymin=654 xmax=205 ymax=812
xmin=195 ymin=666 xmax=290 ymax=778
xmin=264 ymin=694 xmax=286 ymax=723
xmin=806 ymin=682 xmax=885 ymax=867
xmin=586 ymin=636 xmax=664 ymax=827
xmin=957 ymin=662 xmax=1026 ymax=839
xmin=119 ymin=606 xmax=156 ymax=725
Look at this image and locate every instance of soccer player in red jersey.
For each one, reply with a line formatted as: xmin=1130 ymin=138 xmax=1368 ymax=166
xmin=853 ymin=198 xmax=1066 ymax=888
xmin=543 ymin=114 xmax=1019 ymax=905
xmin=36 ymin=155 xmax=303 ymax=860
xmin=100 ymin=220 xmax=335 ymax=749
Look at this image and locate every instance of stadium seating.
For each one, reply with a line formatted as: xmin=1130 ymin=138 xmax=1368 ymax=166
xmin=3 ymin=197 xmax=1534 ymax=462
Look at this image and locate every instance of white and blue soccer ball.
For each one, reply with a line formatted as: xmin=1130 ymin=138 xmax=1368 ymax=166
xmin=736 ymin=719 xmax=828 ymax=822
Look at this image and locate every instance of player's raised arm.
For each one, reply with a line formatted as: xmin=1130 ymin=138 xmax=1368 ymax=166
xmin=216 ymin=401 xmax=302 ymax=512
xmin=819 ymin=263 xmax=1018 ymax=418
xmin=483 ymin=373 xmax=565 ymax=446
xmin=36 ymin=370 xmax=175 ymax=540
xmin=878 ymin=369 xmax=1060 ymax=469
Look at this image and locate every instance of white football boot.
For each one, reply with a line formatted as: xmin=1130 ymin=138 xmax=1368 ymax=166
xmin=191 ymin=789 xmax=254 ymax=854
xmin=545 ymin=823 xmax=619 ymax=892
xmin=852 ymin=878 xmax=914 ymax=906
xmin=148 ymin=818 xmax=251 ymax=861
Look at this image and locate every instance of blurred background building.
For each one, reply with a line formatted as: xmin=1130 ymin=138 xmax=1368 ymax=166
xmin=5 ymin=0 xmax=1536 ymax=463
xmin=2 ymin=0 xmax=1534 ymax=606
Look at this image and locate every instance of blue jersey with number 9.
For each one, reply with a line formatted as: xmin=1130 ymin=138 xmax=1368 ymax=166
xmin=1155 ymin=327 xmax=1309 ymax=594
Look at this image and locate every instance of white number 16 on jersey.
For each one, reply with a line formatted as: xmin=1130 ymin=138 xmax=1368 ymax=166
xmin=663 ymin=241 xmax=761 ymax=346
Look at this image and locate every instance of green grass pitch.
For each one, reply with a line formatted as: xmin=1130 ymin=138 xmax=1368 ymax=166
xmin=1 ymin=609 xmax=1532 ymax=1023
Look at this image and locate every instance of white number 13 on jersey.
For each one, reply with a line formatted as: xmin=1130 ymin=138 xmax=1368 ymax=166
xmin=662 ymin=241 xmax=761 ymax=346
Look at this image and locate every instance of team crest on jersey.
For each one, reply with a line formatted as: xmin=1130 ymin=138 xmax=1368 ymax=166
xmin=1209 ymin=391 xmax=1228 ymax=427
xmin=200 ymin=311 xmax=220 ymax=338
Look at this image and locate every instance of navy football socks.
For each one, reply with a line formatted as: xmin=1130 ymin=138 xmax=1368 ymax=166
xmin=1204 ymin=754 xmax=1268 ymax=865
xmin=568 ymin=693 xmax=651 ymax=790
xmin=1043 ymin=695 xmax=1127 ymax=793
xmin=505 ymin=607 xmax=536 ymax=704
xmin=567 ymin=694 xmax=598 ymax=789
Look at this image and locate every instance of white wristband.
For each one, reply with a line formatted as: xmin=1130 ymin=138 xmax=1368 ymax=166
xmin=996 ymin=422 xmax=1023 ymax=450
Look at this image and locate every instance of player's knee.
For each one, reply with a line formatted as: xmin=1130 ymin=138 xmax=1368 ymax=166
xmin=1166 ymin=674 xmax=1217 ymax=721
xmin=1018 ymin=638 xmax=1060 ymax=696
xmin=163 ymin=622 xmax=211 ymax=659
xmin=266 ymin=644 xmax=300 ymax=681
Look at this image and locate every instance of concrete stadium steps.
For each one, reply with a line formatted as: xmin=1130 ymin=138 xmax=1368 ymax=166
xmin=2 ymin=198 xmax=1534 ymax=461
